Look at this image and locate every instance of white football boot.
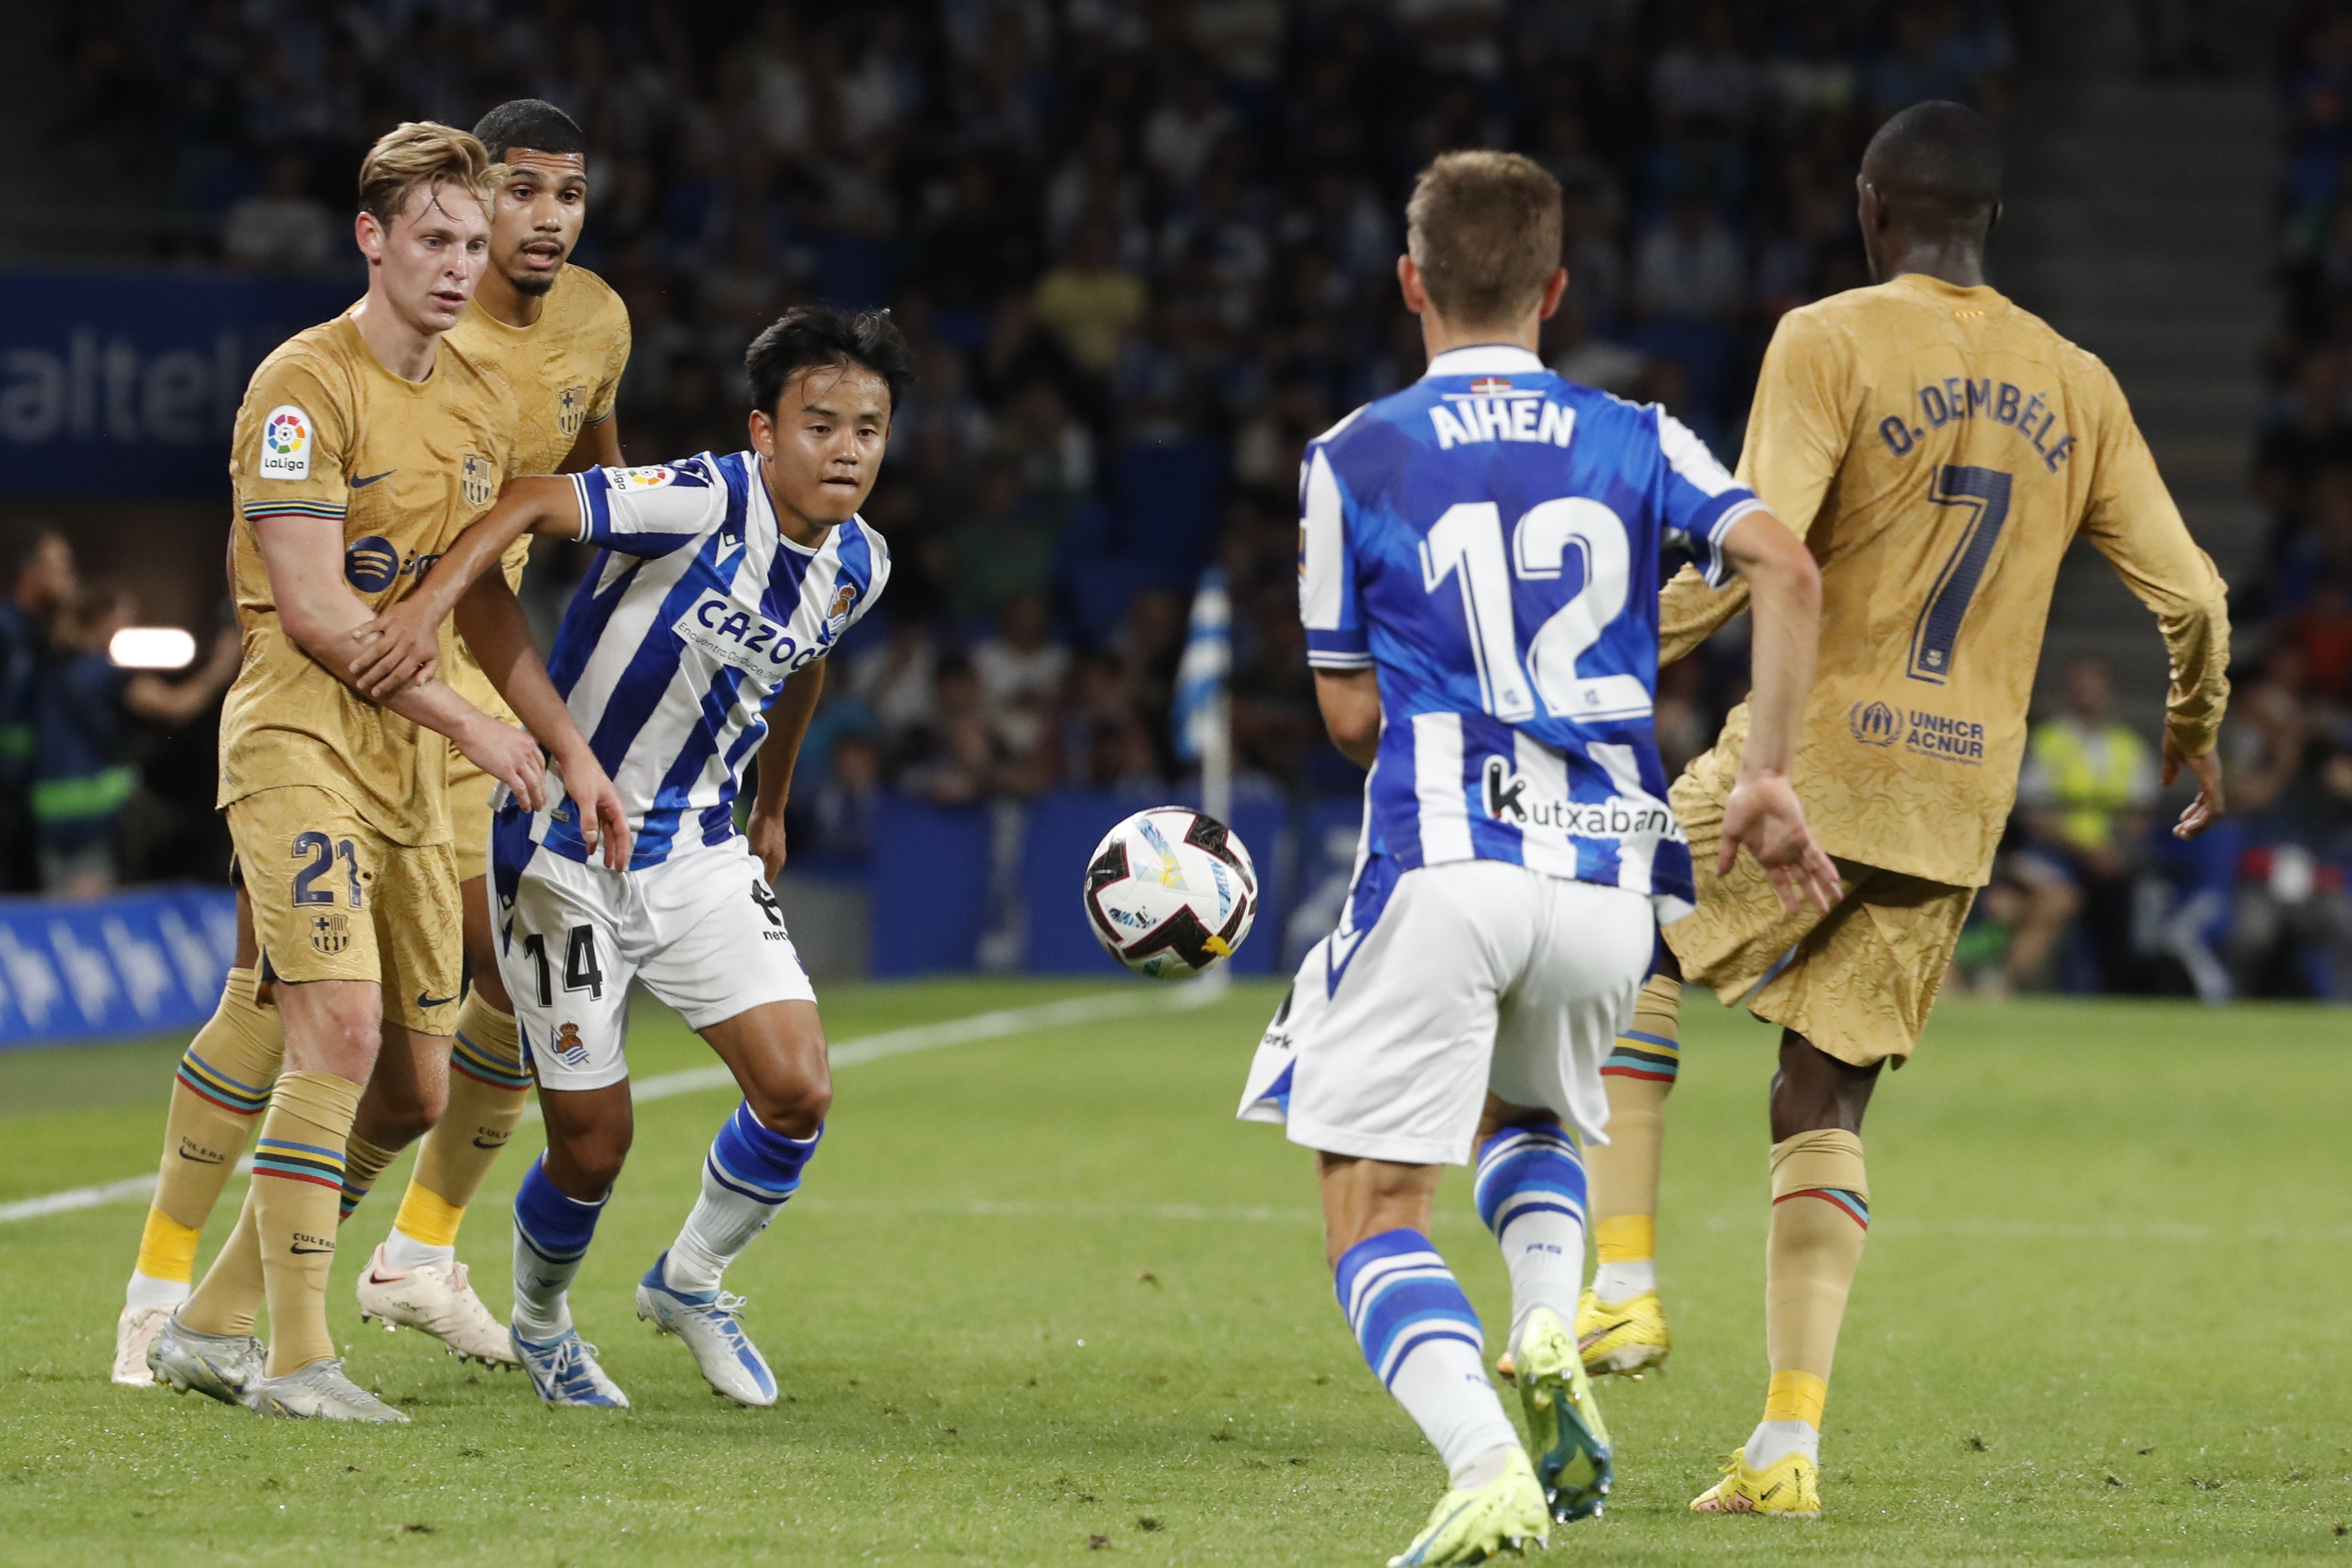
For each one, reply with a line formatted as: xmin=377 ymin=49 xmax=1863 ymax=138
xmin=355 ymin=1244 xmax=520 ymax=1366
xmin=245 ymin=1358 xmax=410 ymax=1422
xmin=636 ymin=1253 xmax=777 ymax=1407
xmin=512 ymin=1325 xmax=631 ymax=1408
xmin=146 ymin=1311 xmax=264 ymax=1405
xmin=112 ymin=1303 xmax=172 ymax=1387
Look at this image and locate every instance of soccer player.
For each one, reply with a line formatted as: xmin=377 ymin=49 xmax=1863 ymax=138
xmin=111 ymin=99 xmax=633 ymax=1382
xmin=347 ymin=306 xmax=905 ymax=1408
xmin=140 ymin=123 xmax=625 ymax=1422
xmin=352 ymin=97 xmax=633 ymax=1365
xmin=1576 ymin=102 xmax=2232 ymax=1517
xmin=1233 ymin=152 xmax=1836 ymax=1566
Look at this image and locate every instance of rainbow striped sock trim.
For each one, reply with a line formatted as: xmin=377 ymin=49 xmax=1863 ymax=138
xmin=1602 ymin=1029 xmax=1680 ymax=1083
xmin=450 ymin=1027 xmax=531 ymax=1090
xmin=175 ymin=1047 xmax=272 ymax=1115
xmin=252 ymin=1135 xmax=345 ymax=1191
xmin=1774 ymin=1187 xmax=1869 ymax=1229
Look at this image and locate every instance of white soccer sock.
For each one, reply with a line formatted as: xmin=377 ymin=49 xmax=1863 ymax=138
xmin=664 ymin=1104 xmax=820 ymax=1296
xmin=124 ymin=1270 xmax=189 ymax=1313
xmin=381 ymin=1229 xmax=456 ymax=1273
xmin=1744 ymin=1419 xmax=1820 ymax=1469
xmin=1337 ymin=1229 xmax=1522 ymax=1484
xmin=1473 ymin=1120 xmax=1589 ymax=1357
xmin=510 ymin=1157 xmax=604 ymax=1342
xmin=1593 ymin=1259 xmax=1658 ymax=1302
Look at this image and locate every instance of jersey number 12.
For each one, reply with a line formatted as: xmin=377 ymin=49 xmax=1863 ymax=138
xmin=1420 ymin=498 xmax=1651 ymax=724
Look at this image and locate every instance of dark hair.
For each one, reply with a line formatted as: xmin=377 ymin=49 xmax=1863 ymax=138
xmin=471 ymin=99 xmax=587 ymax=163
xmin=1861 ymin=101 xmax=2002 ymax=235
xmin=744 ymin=306 xmax=916 ymax=415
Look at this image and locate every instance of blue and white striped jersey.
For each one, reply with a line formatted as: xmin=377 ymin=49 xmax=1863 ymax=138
xmin=1301 ymin=344 xmax=1765 ymax=920
xmin=510 ymin=450 xmax=889 ymax=870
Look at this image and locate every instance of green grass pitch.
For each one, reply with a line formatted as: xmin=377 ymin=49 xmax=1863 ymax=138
xmin=0 ymin=979 xmax=2346 ymax=1563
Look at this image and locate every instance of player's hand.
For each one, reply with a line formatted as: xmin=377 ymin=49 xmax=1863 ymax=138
xmin=347 ymin=599 xmax=443 ymax=700
xmin=459 ymin=717 xmax=549 ymax=813
xmin=748 ymin=808 xmax=787 ymax=883
xmin=551 ymin=746 xmax=632 ymax=871
xmin=1721 ymin=771 xmax=1843 ymax=916
xmin=2163 ymin=732 xmax=2226 ymax=839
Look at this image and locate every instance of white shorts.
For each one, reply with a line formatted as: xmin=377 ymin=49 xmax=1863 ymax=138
xmin=494 ymin=835 xmax=816 ymax=1092
xmin=1237 ymin=860 xmax=1654 ymax=1165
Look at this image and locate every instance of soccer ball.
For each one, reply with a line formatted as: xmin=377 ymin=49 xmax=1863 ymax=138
xmin=1082 ymin=807 xmax=1259 ymax=978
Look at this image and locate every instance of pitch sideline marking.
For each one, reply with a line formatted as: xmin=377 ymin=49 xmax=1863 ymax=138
xmin=0 ymin=983 xmax=1222 ymax=1228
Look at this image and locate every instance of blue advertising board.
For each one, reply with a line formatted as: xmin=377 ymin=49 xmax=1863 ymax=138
xmin=0 ymin=887 xmax=237 ymax=1048
xmin=0 ymin=268 xmax=361 ymax=497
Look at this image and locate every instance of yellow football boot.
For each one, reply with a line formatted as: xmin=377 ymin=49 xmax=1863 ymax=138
xmin=1510 ymin=1307 xmax=1611 ymax=1523
xmin=1688 ymin=1448 xmax=1821 ymax=1518
xmin=1387 ymin=1448 xmax=1549 ymax=1567
xmin=1576 ymin=1286 xmax=1670 ymax=1378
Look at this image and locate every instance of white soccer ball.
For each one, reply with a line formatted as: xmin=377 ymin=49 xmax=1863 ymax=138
xmin=1082 ymin=807 xmax=1259 ymax=979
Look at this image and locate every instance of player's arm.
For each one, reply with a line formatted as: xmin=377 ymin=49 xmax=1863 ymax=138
xmin=1658 ymin=309 xmax=1848 ymax=664
xmin=450 ymin=571 xmax=630 ymax=870
xmin=253 ymin=513 xmax=548 ymax=810
xmin=346 ymin=475 xmax=586 ymax=697
xmin=1299 ymin=444 xmax=1380 ymax=768
xmin=1314 ymin=671 xmax=1381 ymax=769
xmin=746 ymin=662 xmax=826 ymax=882
xmin=560 ymin=409 xmax=625 ymax=471
xmin=2076 ymin=383 xmax=2232 ymax=838
xmin=1714 ymin=507 xmax=1840 ymax=913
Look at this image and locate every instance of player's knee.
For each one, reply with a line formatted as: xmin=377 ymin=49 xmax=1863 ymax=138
xmin=744 ymin=1074 xmax=829 ymax=1139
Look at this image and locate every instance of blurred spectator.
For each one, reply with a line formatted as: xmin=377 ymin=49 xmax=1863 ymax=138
xmin=1032 ymin=219 xmax=1148 ymax=380
xmin=971 ymin=594 xmax=1070 ymax=759
xmin=222 ymin=149 xmax=337 ymax=272
xmin=2018 ymin=654 xmax=2158 ymax=990
xmin=795 ymin=730 xmax=885 ymax=861
xmin=32 ymin=588 xmax=237 ymax=898
xmin=0 ymin=532 xmax=77 ymax=892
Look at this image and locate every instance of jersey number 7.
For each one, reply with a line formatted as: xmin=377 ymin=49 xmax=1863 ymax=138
xmin=1909 ymin=464 xmax=2012 ymax=685
xmin=1420 ymin=498 xmax=1651 ymax=724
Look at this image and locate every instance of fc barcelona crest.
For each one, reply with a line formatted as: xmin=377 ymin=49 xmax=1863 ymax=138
xmin=310 ymin=911 xmax=350 ymax=956
xmin=461 ymin=453 xmax=495 ymax=508
xmin=557 ymin=385 xmax=587 ymax=438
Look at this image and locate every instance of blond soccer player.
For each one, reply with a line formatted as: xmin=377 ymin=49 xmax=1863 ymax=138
xmin=1570 ymin=101 xmax=2232 ymax=1514
xmin=136 ymin=123 xmax=622 ymax=1422
xmin=112 ymin=101 xmax=632 ymax=1382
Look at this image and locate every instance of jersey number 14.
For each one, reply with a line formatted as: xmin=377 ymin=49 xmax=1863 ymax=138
xmin=1420 ymin=498 xmax=1650 ymax=724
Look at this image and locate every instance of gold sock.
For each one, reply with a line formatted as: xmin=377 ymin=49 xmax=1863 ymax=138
xmin=338 ymin=1134 xmax=400 ymax=1224
xmin=396 ymin=996 xmax=529 ymax=1248
xmin=179 ymin=1184 xmax=266 ymax=1338
xmin=1763 ymin=1128 xmax=1870 ymax=1434
xmin=1589 ymin=974 xmax=1681 ymax=1280
xmin=138 ymin=968 xmax=283 ymax=1286
xmin=252 ymin=1071 xmax=362 ymax=1377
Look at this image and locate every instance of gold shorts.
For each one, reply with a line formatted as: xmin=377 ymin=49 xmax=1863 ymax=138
xmin=1662 ymin=769 xmax=1976 ymax=1066
xmin=226 ymin=785 xmax=463 ymax=1036
xmin=444 ymin=755 xmax=498 ymax=886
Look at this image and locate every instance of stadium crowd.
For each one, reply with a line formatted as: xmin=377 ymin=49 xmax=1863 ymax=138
xmin=46 ymin=0 xmax=2352 ymax=1001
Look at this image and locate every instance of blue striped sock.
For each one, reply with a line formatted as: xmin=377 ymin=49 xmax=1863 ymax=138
xmin=1474 ymin=1118 xmax=1589 ymax=1357
xmin=511 ymin=1154 xmax=606 ymax=1339
xmin=1335 ymin=1228 xmax=1518 ymax=1483
xmin=664 ymin=1104 xmax=823 ymax=1295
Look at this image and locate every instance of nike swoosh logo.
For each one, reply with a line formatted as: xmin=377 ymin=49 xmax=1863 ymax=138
xmin=351 ymin=469 xmax=395 ymax=488
xmin=365 ymin=1269 xmax=402 ymax=1285
xmin=417 ymin=991 xmax=459 ymax=1008
xmin=178 ymin=1151 xmax=226 ymax=1165
xmin=289 ymin=1244 xmax=334 ymax=1255
xmin=471 ymin=1135 xmax=506 ymax=1149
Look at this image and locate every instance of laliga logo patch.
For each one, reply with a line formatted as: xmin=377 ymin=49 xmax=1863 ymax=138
xmin=345 ymin=535 xmax=400 ymax=593
xmin=258 ymin=405 xmax=311 ymax=480
xmin=1848 ymin=700 xmax=1900 ymax=747
xmin=611 ymin=465 xmax=675 ymax=490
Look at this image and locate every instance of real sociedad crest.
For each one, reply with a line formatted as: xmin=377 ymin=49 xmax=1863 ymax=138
xmin=826 ymin=581 xmax=859 ymax=635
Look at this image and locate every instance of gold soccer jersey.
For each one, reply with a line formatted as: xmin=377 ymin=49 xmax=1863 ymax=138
xmin=439 ymin=266 xmax=632 ymax=722
xmin=218 ymin=313 xmax=518 ymax=847
xmin=1661 ymin=273 xmax=2230 ymax=889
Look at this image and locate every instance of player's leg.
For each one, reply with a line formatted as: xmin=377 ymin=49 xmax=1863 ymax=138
xmin=1287 ymin=862 xmax=1549 ymax=1565
xmin=358 ymin=870 xmax=527 ymax=1366
xmin=631 ymin=848 xmax=828 ymax=1407
xmin=1578 ymin=947 xmax=1681 ymax=1378
xmin=117 ymin=888 xmax=279 ymax=1385
xmin=506 ymin=1080 xmax=634 ymax=1407
xmin=1476 ymin=875 xmax=1652 ymax=1523
xmin=1691 ymin=871 xmax=1970 ymax=1517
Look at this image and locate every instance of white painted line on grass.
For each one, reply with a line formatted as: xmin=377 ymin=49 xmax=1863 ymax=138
xmin=0 ymin=983 xmax=1218 ymax=1228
